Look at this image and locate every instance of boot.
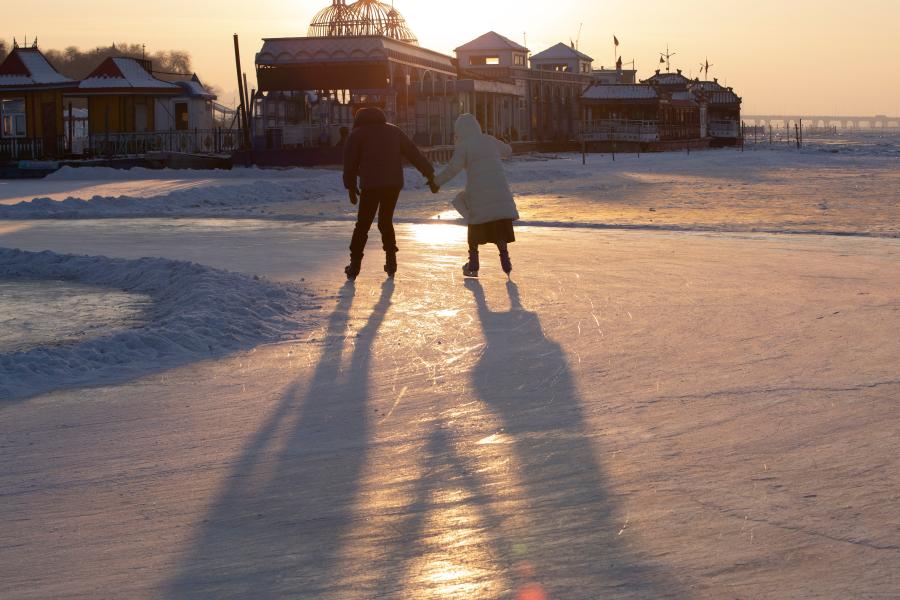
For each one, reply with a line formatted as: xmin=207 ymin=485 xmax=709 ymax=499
xmin=344 ymin=253 xmax=363 ymax=281
xmin=462 ymin=249 xmax=479 ymax=278
xmin=384 ymin=251 xmax=397 ymax=277
xmin=499 ymin=250 xmax=512 ymax=276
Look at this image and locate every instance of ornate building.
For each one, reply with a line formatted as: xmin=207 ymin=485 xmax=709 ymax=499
xmin=252 ymin=0 xmax=743 ymax=153
xmin=308 ymin=0 xmax=418 ymax=45
xmin=255 ymin=0 xmax=455 ymax=147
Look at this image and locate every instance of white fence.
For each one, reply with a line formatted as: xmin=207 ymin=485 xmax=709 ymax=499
xmin=0 ymin=137 xmax=61 ymax=160
xmin=708 ymin=120 xmax=741 ymax=139
xmin=276 ymin=124 xmax=345 ymax=148
xmin=581 ymin=120 xmax=660 ymax=143
xmin=86 ymin=129 xmax=241 ymax=156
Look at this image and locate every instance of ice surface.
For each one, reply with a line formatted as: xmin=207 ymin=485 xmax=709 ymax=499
xmin=0 ymin=144 xmax=898 ymax=598
xmin=0 ymin=279 xmax=149 ymax=353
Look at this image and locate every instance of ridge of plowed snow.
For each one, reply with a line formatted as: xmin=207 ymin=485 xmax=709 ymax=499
xmin=0 ymin=248 xmax=315 ymax=400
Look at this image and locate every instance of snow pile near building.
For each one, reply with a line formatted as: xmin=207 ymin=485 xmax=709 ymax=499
xmin=0 ymin=248 xmax=315 ymax=400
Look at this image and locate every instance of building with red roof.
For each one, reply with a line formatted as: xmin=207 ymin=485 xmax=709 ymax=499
xmin=74 ymin=56 xmax=182 ymax=135
xmin=0 ymin=45 xmax=76 ymax=158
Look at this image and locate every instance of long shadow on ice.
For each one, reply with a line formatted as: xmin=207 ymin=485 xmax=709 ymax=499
xmin=369 ymin=422 xmax=519 ymax=596
xmin=167 ymin=279 xmax=394 ymax=598
xmin=460 ymin=279 xmax=688 ymax=598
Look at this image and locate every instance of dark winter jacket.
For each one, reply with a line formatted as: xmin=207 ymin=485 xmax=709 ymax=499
xmin=342 ymin=107 xmax=434 ymax=192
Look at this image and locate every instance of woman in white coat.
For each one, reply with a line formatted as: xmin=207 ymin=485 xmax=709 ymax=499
xmin=434 ymin=113 xmax=519 ymax=277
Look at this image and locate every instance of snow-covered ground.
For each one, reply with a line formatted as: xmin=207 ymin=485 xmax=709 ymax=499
xmin=1 ymin=143 xmax=898 ymax=236
xmin=1 ymin=143 xmax=899 ymax=598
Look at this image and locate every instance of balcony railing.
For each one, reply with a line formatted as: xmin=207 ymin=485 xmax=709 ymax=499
xmin=0 ymin=137 xmax=65 ymax=161
xmin=581 ymin=119 xmax=660 ymax=142
xmin=255 ymin=124 xmax=346 ymax=149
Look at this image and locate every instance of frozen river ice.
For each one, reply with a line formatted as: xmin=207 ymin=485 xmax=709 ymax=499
xmin=1 ymin=217 xmax=898 ymax=599
xmin=0 ymin=145 xmax=898 ymax=598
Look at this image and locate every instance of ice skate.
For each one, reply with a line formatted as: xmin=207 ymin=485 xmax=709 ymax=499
xmin=384 ymin=251 xmax=397 ymax=278
xmin=345 ymin=254 xmax=362 ymax=281
xmin=499 ymin=251 xmax=512 ymax=277
xmin=462 ymin=250 xmax=479 ymax=278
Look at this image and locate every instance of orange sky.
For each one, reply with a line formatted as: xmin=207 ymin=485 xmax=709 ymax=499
xmin=6 ymin=0 xmax=900 ymax=115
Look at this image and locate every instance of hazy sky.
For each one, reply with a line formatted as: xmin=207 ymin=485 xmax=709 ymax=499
xmin=7 ymin=0 xmax=900 ymax=115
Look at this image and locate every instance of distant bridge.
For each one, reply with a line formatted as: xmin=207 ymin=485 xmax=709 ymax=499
xmin=744 ymin=115 xmax=900 ymax=131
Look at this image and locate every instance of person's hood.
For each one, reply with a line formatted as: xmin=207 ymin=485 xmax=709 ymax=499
xmin=454 ymin=113 xmax=482 ymax=141
xmin=353 ymin=107 xmax=387 ymax=128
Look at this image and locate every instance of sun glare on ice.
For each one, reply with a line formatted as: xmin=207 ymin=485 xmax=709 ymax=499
xmin=411 ymin=221 xmax=466 ymax=247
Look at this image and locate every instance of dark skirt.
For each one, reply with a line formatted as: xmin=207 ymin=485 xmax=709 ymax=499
xmin=468 ymin=219 xmax=516 ymax=246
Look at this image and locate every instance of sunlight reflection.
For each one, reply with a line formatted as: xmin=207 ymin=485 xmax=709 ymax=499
xmin=406 ymin=502 xmax=506 ymax=598
xmin=0 ymin=222 xmax=33 ymax=236
xmin=431 ymin=209 xmax=461 ymax=221
xmin=476 ymin=432 xmax=513 ymax=445
xmin=410 ymin=221 xmax=466 ymax=247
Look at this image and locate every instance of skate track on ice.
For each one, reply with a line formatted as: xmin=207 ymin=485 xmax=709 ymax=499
xmin=1 ymin=219 xmax=899 ymax=598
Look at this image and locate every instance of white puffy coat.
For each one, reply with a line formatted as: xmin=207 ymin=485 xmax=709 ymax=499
xmin=434 ymin=114 xmax=519 ymax=225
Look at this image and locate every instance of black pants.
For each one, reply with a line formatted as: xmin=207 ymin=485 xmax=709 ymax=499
xmin=350 ymin=188 xmax=400 ymax=257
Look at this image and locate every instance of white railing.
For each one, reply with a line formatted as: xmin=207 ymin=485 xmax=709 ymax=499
xmin=0 ymin=137 xmax=46 ymax=160
xmin=708 ymin=120 xmax=740 ymax=139
xmin=277 ymin=124 xmax=345 ymax=148
xmin=87 ymin=129 xmax=241 ymax=156
xmin=581 ymin=119 xmax=660 ymax=142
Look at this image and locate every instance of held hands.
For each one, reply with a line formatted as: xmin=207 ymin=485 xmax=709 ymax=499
xmin=348 ymin=188 xmax=359 ymax=205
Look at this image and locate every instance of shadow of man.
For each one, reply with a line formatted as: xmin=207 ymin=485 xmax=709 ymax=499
xmin=463 ymin=279 xmax=687 ymax=598
xmin=168 ymin=279 xmax=395 ymax=598
xmin=370 ymin=421 xmax=521 ymax=597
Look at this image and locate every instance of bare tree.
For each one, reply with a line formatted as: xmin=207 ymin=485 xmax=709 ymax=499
xmin=204 ymin=82 xmax=223 ymax=99
xmin=42 ymin=43 xmax=194 ymax=80
xmin=156 ymin=50 xmax=191 ymax=74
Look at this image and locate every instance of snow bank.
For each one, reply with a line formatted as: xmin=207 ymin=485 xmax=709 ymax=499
xmin=44 ymin=165 xmax=322 ymax=181
xmin=0 ymin=248 xmax=315 ymax=400
xmin=0 ymin=165 xmax=443 ymax=219
xmin=0 ymin=174 xmax=345 ymax=219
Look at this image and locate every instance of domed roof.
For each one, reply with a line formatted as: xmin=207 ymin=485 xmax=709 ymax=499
xmin=308 ymin=1 xmax=356 ymax=38
xmin=308 ymin=0 xmax=418 ymax=45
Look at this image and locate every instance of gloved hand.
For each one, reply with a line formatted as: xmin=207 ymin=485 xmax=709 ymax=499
xmin=348 ymin=188 xmax=359 ymax=205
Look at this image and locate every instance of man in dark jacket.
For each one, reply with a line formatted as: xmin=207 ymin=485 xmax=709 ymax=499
xmin=342 ymin=107 xmax=438 ymax=280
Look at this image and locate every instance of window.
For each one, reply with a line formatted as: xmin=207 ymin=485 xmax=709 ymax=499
xmin=1 ymin=99 xmax=26 ymax=138
xmin=470 ymin=55 xmax=501 ymax=66
xmin=175 ymin=103 xmax=189 ymax=131
xmin=514 ymin=54 xmax=525 ymax=66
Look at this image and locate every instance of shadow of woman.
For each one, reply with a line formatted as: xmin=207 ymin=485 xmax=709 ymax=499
xmin=463 ymin=279 xmax=687 ymax=598
xmin=167 ymin=279 xmax=395 ymax=598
